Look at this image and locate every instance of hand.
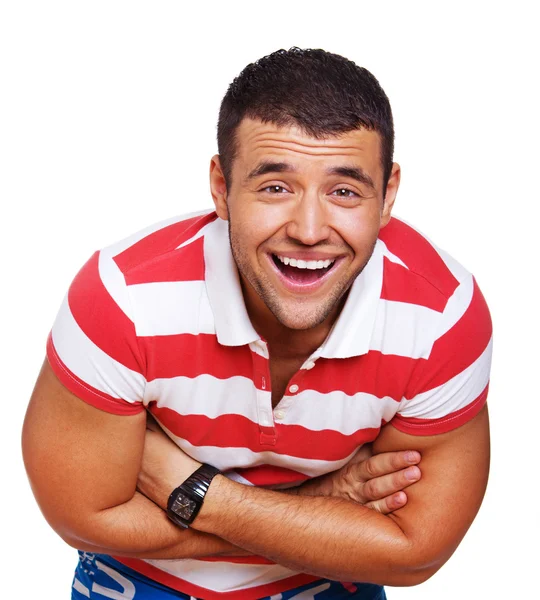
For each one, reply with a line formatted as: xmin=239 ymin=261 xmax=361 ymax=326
xmin=137 ymin=415 xmax=201 ymax=509
xmin=293 ymin=444 xmax=422 ymax=514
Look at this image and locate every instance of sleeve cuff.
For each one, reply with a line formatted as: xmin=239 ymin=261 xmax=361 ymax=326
xmin=390 ymin=385 xmax=489 ymax=436
xmin=46 ymin=333 xmax=145 ymax=416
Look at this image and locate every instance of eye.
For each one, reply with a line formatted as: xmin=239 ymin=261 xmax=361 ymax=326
xmin=332 ymin=188 xmax=357 ymax=198
xmin=262 ymin=185 xmax=288 ymax=194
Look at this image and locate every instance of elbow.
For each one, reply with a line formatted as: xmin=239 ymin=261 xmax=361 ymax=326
xmin=388 ymin=563 xmax=441 ymax=587
xmin=349 ymin=541 xmax=446 ymax=587
xmin=379 ymin=551 xmax=447 ymax=587
xmin=59 ymin=531 xmax=89 ymax=551
xmin=356 ymin=563 xmax=441 ymax=588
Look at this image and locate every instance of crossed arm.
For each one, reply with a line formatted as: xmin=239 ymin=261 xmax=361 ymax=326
xmin=22 ymin=359 xmax=490 ymax=586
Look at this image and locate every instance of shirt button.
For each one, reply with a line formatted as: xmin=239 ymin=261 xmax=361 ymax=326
xmin=305 ymin=361 xmax=315 ymax=370
xmin=289 ymin=384 xmax=299 ymax=394
xmin=274 ymin=410 xmax=285 ymax=420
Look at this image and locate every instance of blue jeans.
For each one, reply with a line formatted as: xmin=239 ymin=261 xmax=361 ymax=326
xmin=72 ymin=552 xmax=386 ymax=599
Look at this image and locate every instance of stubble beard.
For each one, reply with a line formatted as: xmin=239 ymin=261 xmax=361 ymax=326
xmin=228 ymin=220 xmax=375 ymax=331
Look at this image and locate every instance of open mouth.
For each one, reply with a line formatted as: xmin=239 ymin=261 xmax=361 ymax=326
xmin=271 ymin=253 xmax=337 ymax=285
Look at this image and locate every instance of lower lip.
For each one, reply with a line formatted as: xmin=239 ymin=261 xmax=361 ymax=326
xmin=266 ymin=254 xmax=342 ymax=293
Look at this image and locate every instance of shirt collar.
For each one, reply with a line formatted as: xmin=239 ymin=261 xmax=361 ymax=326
xmin=318 ymin=241 xmax=384 ymax=359
xmin=204 ymin=216 xmax=383 ymax=357
xmin=204 ymin=217 xmax=260 ymax=346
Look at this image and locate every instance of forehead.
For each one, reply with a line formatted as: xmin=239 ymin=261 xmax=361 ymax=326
xmin=234 ymin=118 xmax=382 ymax=176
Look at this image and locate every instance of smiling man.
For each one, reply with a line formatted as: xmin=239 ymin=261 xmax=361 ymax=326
xmin=23 ymin=48 xmax=492 ymax=600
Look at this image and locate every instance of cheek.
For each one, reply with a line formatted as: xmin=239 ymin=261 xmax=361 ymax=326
xmin=230 ymin=199 xmax=289 ymax=245
xmin=334 ymin=212 xmax=381 ymax=257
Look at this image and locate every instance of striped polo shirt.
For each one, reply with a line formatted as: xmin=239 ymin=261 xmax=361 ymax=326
xmin=47 ymin=210 xmax=493 ymax=599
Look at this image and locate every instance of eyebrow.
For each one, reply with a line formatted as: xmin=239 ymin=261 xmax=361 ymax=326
xmin=328 ymin=166 xmax=375 ymax=190
xmin=245 ymin=161 xmax=376 ymax=190
xmin=245 ymin=161 xmax=294 ymax=181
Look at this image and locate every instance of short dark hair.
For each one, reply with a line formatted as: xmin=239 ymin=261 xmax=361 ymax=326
xmin=217 ymin=47 xmax=394 ymax=194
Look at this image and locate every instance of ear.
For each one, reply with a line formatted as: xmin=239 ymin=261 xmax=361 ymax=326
xmin=381 ymin=162 xmax=401 ymax=228
xmin=209 ymin=154 xmax=229 ymax=220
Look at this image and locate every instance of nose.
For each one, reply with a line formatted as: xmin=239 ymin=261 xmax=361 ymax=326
xmin=285 ymin=192 xmax=331 ymax=246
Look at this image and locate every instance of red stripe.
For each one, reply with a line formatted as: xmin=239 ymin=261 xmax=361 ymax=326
xmin=407 ymin=279 xmax=492 ymax=397
xmin=68 ymin=252 xmax=144 ymax=374
xmin=236 ymin=465 xmax=310 ymax=486
xmin=392 ymin=385 xmax=489 ymax=435
xmin=46 ymin=335 xmax=144 ymax=415
xmin=150 ymin=406 xmax=380 ymax=462
xmin=143 ymin=333 xmax=417 ymax=401
xmin=113 ymin=557 xmax=319 ymax=599
xmin=381 ymin=257 xmax=448 ymax=312
xmin=122 ymin=236 xmax=205 ymax=285
xmin=113 ymin=213 xmax=217 ymax=276
xmin=379 ymin=218 xmax=459 ymax=298
xmin=301 ymin=353 xmax=412 ymax=401
xmin=142 ymin=333 xmax=254 ymax=383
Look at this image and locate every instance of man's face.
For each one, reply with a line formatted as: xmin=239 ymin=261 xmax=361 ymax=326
xmin=210 ymin=118 xmax=398 ymax=331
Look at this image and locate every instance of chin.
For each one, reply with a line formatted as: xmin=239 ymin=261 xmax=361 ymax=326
xmin=269 ymin=301 xmax=336 ymax=331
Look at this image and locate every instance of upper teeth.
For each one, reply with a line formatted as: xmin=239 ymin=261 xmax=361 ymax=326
xmin=276 ymin=255 xmax=335 ymax=270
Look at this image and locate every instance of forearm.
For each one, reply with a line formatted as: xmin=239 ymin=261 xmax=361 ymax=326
xmin=62 ymin=490 xmax=245 ymax=559
xmin=193 ymin=476 xmax=430 ymax=586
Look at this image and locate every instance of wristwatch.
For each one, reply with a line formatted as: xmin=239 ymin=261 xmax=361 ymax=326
xmin=166 ymin=464 xmax=221 ymax=529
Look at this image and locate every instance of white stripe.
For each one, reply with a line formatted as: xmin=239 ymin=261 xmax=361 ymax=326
xmin=148 ymin=374 xmax=400 ymax=435
xmin=92 ymin=560 xmax=135 ymax=599
xmin=289 ymin=583 xmax=331 ymax=599
xmin=434 ymin=245 xmax=472 ymax=283
xmin=156 ymin=420 xmax=357 ymax=476
xmin=370 ymin=299 xmax=441 ymax=358
xmin=282 ymin=389 xmax=399 ymax=433
xmin=147 ymin=374 xmax=260 ymax=422
xmin=398 ymin=337 xmax=493 ymax=419
xmin=98 ymin=251 xmax=136 ymax=322
xmin=436 ymin=272 xmax=474 ymax=340
xmin=378 ymin=238 xmax=408 ymax=268
xmin=225 ymin=470 xmax=255 ymax=486
xmin=129 ymin=280 xmax=215 ymax=336
xmin=142 ymin=558 xmax=301 ymax=593
xmin=73 ymin=578 xmax=90 ymax=597
xmin=97 ymin=210 xmax=214 ymax=322
xmin=51 ymin=296 xmax=145 ymax=402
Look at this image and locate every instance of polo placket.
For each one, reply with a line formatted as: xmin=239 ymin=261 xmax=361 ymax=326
xmin=249 ymin=339 xmax=276 ymax=446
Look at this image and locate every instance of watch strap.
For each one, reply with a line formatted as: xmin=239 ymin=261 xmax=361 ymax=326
xmin=167 ymin=464 xmax=221 ymax=528
xmin=183 ymin=464 xmax=221 ymax=501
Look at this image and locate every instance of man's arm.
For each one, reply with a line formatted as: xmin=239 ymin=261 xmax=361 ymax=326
xmin=138 ymin=405 xmax=489 ymax=586
xmin=22 ymin=359 xmax=247 ymax=559
xmin=22 ymin=359 xmax=419 ymax=559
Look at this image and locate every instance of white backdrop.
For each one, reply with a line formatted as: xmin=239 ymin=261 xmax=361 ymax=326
xmin=2 ymin=1 xmax=538 ymax=598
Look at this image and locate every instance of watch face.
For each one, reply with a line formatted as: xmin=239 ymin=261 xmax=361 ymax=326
xmin=171 ymin=493 xmax=197 ymax=520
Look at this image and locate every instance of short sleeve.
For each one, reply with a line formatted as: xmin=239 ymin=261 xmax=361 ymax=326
xmin=391 ymin=276 xmax=492 ymax=435
xmin=47 ymin=250 xmax=147 ymax=415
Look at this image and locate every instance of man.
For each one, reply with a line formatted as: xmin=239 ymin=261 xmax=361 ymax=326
xmin=22 ymin=48 xmax=492 ymax=599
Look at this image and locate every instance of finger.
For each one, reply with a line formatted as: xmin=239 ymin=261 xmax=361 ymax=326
xmin=365 ymin=492 xmax=408 ymax=515
xmin=355 ymin=450 xmax=421 ymax=481
xmin=362 ymin=466 xmax=421 ymax=502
